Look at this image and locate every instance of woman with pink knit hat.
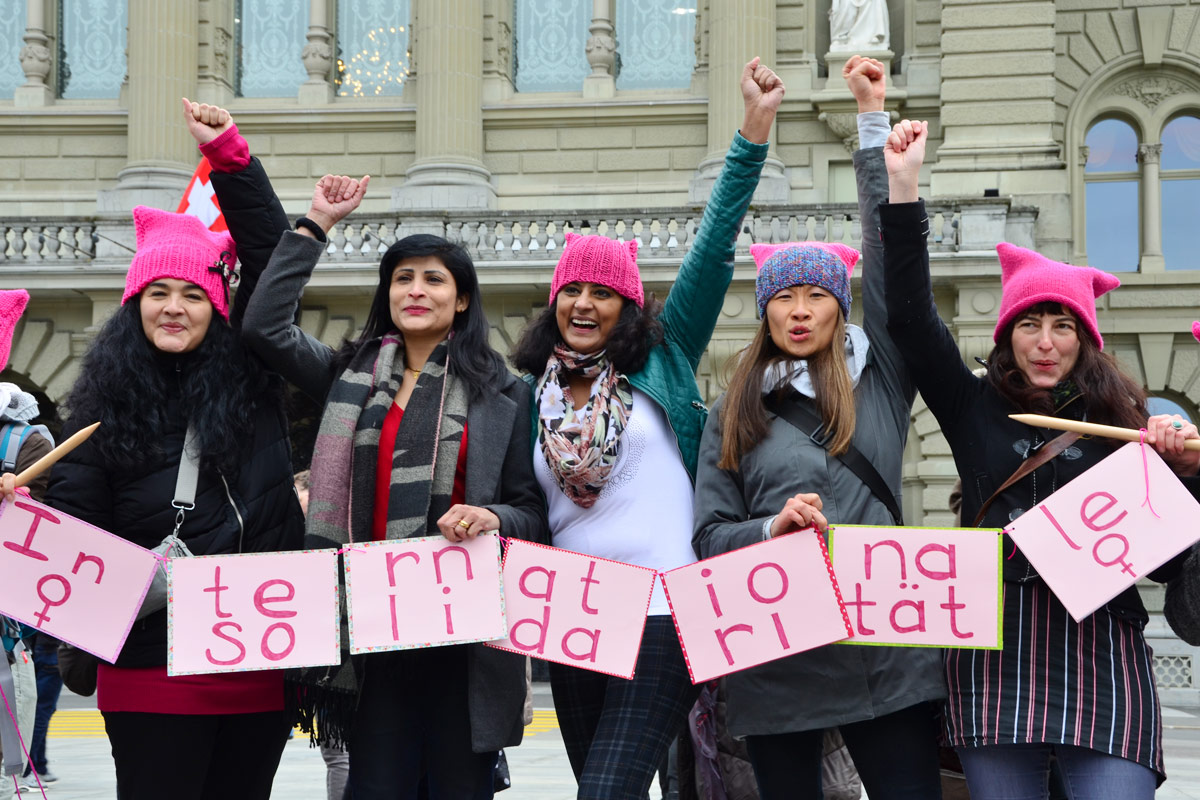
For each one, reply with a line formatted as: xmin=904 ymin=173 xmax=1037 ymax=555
xmin=880 ymin=119 xmax=1198 ymax=798
xmin=691 ymin=57 xmax=944 ymax=800
xmin=41 ymin=103 xmax=304 ymax=800
xmin=507 ymin=57 xmax=781 ymax=798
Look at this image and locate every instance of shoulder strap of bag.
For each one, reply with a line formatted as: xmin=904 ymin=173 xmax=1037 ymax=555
xmin=172 ymin=424 xmax=200 ymax=533
xmin=971 ymin=429 xmax=1081 ymax=528
xmin=0 ymin=422 xmax=30 ymax=473
xmin=764 ymin=391 xmax=903 ymax=526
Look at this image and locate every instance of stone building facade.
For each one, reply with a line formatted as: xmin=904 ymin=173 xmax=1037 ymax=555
xmin=1 ymin=0 xmax=1199 ymax=697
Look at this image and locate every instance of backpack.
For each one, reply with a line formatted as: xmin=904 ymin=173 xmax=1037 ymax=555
xmin=0 ymin=422 xmax=53 ymax=473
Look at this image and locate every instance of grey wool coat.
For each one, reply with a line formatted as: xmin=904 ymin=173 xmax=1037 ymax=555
xmin=242 ymin=231 xmax=548 ymax=753
xmin=691 ymin=147 xmax=947 ymax=738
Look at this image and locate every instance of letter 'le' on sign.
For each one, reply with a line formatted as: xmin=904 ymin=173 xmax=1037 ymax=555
xmin=484 ymin=539 xmax=657 ymax=680
xmin=167 ymin=550 xmax=341 ymax=676
xmin=1006 ymin=442 xmax=1200 ymax=622
xmin=661 ymin=529 xmax=852 ymax=684
xmin=0 ymin=498 xmax=158 ymax=663
xmin=344 ymin=533 xmax=506 ymax=654
xmin=829 ymin=525 xmax=1003 ymax=649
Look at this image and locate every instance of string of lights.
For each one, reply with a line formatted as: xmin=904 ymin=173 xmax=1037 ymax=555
xmin=336 ymin=25 xmax=410 ymax=98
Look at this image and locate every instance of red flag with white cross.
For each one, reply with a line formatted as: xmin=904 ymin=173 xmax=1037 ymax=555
xmin=176 ymin=158 xmax=228 ymax=232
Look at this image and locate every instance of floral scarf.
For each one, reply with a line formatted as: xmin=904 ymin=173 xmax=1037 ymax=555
xmin=536 ymin=344 xmax=634 ymax=508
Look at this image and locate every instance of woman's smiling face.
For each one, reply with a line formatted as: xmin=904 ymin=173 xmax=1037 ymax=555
xmin=554 ymin=282 xmax=625 ymax=354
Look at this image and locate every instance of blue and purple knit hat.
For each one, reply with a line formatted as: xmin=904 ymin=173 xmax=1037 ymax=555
xmin=751 ymin=242 xmax=861 ymax=318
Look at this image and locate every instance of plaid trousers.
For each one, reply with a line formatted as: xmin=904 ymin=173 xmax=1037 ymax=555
xmin=549 ymin=615 xmax=699 ymax=799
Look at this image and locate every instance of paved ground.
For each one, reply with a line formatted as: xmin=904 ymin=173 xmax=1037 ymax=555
xmin=8 ymin=685 xmax=1200 ymax=798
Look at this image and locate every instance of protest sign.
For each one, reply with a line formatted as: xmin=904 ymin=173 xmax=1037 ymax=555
xmin=1006 ymin=442 xmax=1200 ymax=621
xmin=0 ymin=498 xmax=157 ymax=662
xmin=829 ymin=525 xmax=1002 ymax=649
xmin=167 ymin=549 xmax=341 ymax=675
xmin=661 ymin=529 xmax=851 ymax=683
xmin=344 ymin=533 xmax=506 ymax=654
xmin=485 ymin=540 xmax=657 ymax=679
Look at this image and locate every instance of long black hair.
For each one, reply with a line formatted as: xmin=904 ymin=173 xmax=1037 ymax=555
xmin=331 ymin=234 xmax=506 ymax=399
xmin=64 ymin=300 xmax=279 ymax=475
xmin=510 ymin=295 xmax=664 ymax=376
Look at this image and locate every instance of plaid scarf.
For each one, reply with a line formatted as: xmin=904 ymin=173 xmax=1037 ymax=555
xmin=536 ymin=344 xmax=633 ymax=509
xmin=307 ymin=334 xmax=467 ymax=546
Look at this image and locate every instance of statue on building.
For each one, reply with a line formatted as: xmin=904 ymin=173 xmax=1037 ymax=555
xmin=829 ymin=0 xmax=890 ymax=52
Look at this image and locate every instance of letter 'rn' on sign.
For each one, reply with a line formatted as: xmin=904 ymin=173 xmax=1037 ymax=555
xmin=167 ymin=549 xmax=341 ymax=676
xmin=484 ymin=539 xmax=658 ymax=679
xmin=661 ymin=530 xmax=852 ymax=684
xmin=1006 ymin=442 xmax=1200 ymax=622
xmin=344 ymin=533 xmax=507 ymax=654
xmin=0 ymin=498 xmax=158 ymax=663
xmin=829 ymin=525 xmax=1003 ymax=649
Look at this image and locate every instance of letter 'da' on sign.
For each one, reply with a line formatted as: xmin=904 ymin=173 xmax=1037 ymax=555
xmin=660 ymin=530 xmax=853 ymax=684
xmin=167 ymin=549 xmax=342 ymax=676
xmin=484 ymin=539 xmax=658 ymax=680
xmin=1006 ymin=442 xmax=1200 ymax=622
xmin=829 ymin=524 xmax=1003 ymax=649
xmin=344 ymin=533 xmax=507 ymax=654
xmin=0 ymin=498 xmax=159 ymax=663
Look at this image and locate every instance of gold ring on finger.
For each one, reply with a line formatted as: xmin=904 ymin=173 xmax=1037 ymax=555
xmin=458 ymin=519 xmax=471 ymax=529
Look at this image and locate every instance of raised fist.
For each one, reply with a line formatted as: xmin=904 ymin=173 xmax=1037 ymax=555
xmin=740 ymin=57 xmax=785 ymax=145
xmin=842 ymin=55 xmax=886 ymax=113
xmin=181 ymin=97 xmax=234 ymax=147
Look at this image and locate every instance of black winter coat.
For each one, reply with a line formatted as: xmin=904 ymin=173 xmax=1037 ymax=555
xmin=45 ymin=157 xmax=304 ymax=668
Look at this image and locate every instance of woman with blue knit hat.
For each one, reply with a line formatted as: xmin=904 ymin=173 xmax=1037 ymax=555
xmin=691 ymin=56 xmax=946 ymax=800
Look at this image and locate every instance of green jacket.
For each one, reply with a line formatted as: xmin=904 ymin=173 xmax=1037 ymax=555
xmin=528 ymin=132 xmax=768 ymax=482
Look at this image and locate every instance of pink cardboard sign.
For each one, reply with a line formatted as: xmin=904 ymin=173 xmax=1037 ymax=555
xmin=829 ymin=525 xmax=1003 ymax=649
xmin=1006 ymin=442 xmax=1200 ymax=622
xmin=0 ymin=498 xmax=157 ymax=663
xmin=167 ymin=549 xmax=341 ymax=675
xmin=344 ymin=533 xmax=506 ymax=654
xmin=484 ymin=539 xmax=657 ymax=679
xmin=661 ymin=530 xmax=852 ymax=684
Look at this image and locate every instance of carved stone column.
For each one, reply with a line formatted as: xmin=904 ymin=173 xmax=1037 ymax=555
xmin=393 ymin=0 xmax=495 ymax=210
xmin=689 ymin=0 xmax=787 ymax=203
xmin=299 ymin=0 xmax=334 ymax=104
xmin=1139 ymin=143 xmax=1165 ymax=272
xmin=98 ymin=0 xmax=199 ymax=212
xmin=15 ymin=0 xmax=52 ymax=107
xmin=582 ymin=0 xmax=615 ymax=99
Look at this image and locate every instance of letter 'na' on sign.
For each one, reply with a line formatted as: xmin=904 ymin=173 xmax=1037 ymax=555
xmin=829 ymin=525 xmax=1003 ymax=649
xmin=485 ymin=539 xmax=657 ymax=680
xmin=1006 ymin=442 xmax=1200 ymax=622
xmin=661 ymin=529 xmax=852 ymax=684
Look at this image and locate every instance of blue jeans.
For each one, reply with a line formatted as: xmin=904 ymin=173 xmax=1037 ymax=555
xmin=24 ymin=635 xmax=61 ymax=776
xmin=956 ymin=743 xmax=1157 ymax=800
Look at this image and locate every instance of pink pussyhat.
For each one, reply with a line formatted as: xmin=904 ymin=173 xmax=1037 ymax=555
xmin=1192 ymin=321 xmax=1200 ymax=344
xmin=993 ymin=242 xmax=1120 ymax=349
xmin=0 ymin=289 xmax=29 ymax=372
xmin=549 ymin=233 xmax=644 ymax=308
xmin=122 ymin=206 xmax=238 ymax=319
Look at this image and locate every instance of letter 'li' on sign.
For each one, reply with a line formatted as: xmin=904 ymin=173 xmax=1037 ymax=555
xmin=167 ymin=550 xmax=341 ymax=676
xmin=829 ymin=525 xmax=1003 ymax=649
xmin=1006 ymin=442 xmax=1200 ymax=622
xmin=485 ymin=539 xmax=657 ymax=680
xmin=661 ymin=529 xmax=852 ymax=684
xmin=344 ymin=533 xmax=506 ymax=654
xmin=0 ymin=498 xmax=158 ymax=663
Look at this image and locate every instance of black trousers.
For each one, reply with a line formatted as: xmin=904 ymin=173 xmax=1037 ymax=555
xmin=103 ymin=709 xmax=290 ymax=800
xmin=349 ymin=645 xmax=497 ymax=800
xmin=745 ymin=701 xmax=943 ymax=800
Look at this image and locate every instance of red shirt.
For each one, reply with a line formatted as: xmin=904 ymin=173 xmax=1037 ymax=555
xmin=97 ymin=663 xmax=283 ymax=715
xmin=372 ymin=402 xmax=469 ymax=540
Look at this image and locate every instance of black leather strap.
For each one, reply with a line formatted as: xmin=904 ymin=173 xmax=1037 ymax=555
xmin=764 ymin=391 xmax=904 ymax=526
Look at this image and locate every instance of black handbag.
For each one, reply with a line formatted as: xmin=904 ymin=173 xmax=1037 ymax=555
xmin=56 ymin=641 xmax=98 ymax=697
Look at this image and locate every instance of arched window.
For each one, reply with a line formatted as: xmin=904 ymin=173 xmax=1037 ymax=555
xmin=1161 ymin=115 xmax=1200 ymax=271
xmin=1147 ymin=394 xmax=1195 ymax=423
xmin=1084 ymin=119 xmax=1140 ymax=272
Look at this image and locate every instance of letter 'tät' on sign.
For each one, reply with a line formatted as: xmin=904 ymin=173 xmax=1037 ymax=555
xmin=167 ymin=549 xmax=341 ymax=675
xmin=344 ymin=533 xmax=506 ymax=654
xmin=0 ymin=498 xmax=158 ymax=663
xmin=1006 ymin=442 xmax=1200 ymax=622
xmin=661 ymin=530 xmax=852 ymax=684
xmin=829 ymin=525 xmax=1002 ymax=649
xmin=484 ymin=540 xmax=658 ymax=679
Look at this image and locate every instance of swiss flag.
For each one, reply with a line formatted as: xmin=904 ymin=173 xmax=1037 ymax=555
xmin=177 ymin=157 xmax=228 ymax=232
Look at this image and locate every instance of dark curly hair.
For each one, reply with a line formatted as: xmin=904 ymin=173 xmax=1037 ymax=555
xmin=64 ymin=300 xmax=280 ymax=475
xmin=509 ymin=295 xmax=665 ymax=376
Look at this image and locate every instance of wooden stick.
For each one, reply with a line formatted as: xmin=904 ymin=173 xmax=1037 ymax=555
xmin=1008 ymin=413 xmax=1200 ymax=451
xmin=13 ymin=421 xmax=101 ymax=488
